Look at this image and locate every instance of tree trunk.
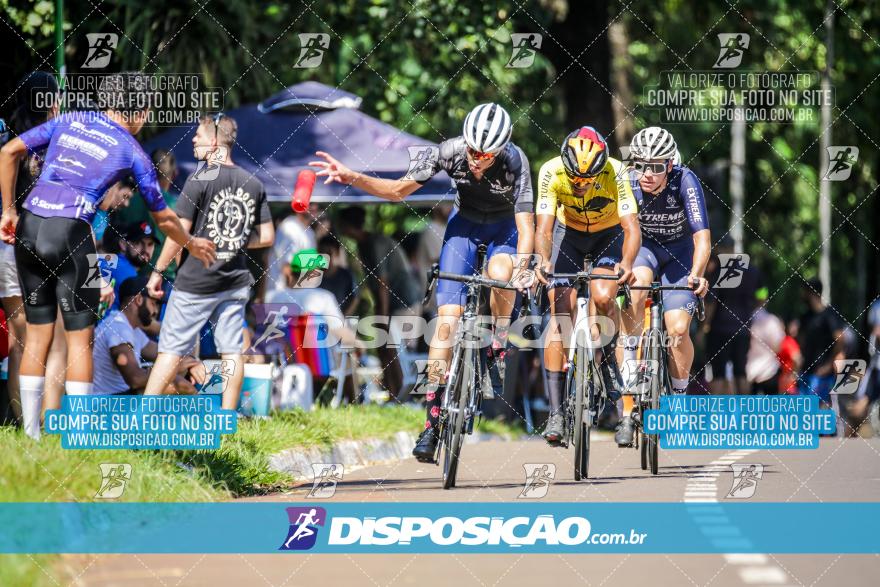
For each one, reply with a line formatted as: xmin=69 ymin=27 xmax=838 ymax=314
xmin=608 ymin=20 xmax=634 ymax=142
xmin=545 ymin=1 xmax=615 ymax=148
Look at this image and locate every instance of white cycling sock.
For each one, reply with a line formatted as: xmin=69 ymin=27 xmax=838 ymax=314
xmin=671 ymin=377 xmax=689 ymax=394
xmin=20 ymin=375 xmax=46 ymax=440
xmin=622 ymin=345 xmax=638 ymax=380
xmin=65 ymin=381 xmax=93 ymax=396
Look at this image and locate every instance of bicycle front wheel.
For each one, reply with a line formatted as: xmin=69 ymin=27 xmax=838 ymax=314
xmin=442 ymin=346 xmax=474 ymax=489
xmin=573 ymin=345 xmax=590 ymax=480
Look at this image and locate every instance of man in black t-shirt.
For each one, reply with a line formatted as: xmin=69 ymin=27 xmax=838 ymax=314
xmin=796 ymin=278 xmax=844 ymax=406
xmin=145 ymin=114 xmax=275 ymax=410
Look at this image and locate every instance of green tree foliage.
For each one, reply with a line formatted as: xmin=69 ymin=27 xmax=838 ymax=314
xmin=3 ymin=0 xmax=877 ymax=318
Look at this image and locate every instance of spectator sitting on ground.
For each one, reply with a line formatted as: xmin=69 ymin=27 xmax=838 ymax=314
xmin=92 ymin=276 xmax=204 ymax=395
xmin=316 ymin=235 xmax=359 ymax=315
xmin=337 ymin=206 xmax=421 ymax=399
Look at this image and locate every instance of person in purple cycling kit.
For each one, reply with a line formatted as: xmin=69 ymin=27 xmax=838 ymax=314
xmin=310 ymin=103 xmax=535 ymax=461
xmin=0 ymin=72 xmax=216 ymax=439
xmin=617 ymin=127 xmax=711 ymax=446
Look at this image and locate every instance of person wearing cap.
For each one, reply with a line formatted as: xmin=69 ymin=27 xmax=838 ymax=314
xmin=92 ymin=276 xmax=204 ymax=395
xmin=101 ymin=221 xmax=161 ymax=313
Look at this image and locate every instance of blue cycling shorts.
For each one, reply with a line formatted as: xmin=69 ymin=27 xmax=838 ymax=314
xmin=634 ymin=238 xmax=697 ymax=314
xmin=436 ymin=209 xmax=518 ymax=307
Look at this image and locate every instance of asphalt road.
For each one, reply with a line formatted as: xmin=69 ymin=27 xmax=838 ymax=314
xmin=72 ymin=434 xmax=880 ymax=587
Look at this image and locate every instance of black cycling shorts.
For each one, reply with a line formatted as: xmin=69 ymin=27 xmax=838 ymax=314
xmin=14 ymin=209 xmax=99 ymax=330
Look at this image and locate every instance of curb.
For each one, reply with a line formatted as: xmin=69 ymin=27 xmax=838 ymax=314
xmin=267 ymin=431 xmax=505 ymax=481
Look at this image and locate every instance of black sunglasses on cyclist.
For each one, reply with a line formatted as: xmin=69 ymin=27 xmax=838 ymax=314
xmin=632 ymin=160 xmax=669 ymax=177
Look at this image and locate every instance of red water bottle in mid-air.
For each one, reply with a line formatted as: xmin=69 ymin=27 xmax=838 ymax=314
xmin=292 ymin=169 xmax=317 ymax=213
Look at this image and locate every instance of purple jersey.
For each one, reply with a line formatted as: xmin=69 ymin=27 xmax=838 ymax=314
xmin=630 ymin=165 xmax=709 ymax=244
xmin=17 ymin=111 xmax=166 ymax=223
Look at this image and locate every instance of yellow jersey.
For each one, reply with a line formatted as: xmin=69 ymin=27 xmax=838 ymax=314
xmin=536 ymin=156 xmax=637 ymax=233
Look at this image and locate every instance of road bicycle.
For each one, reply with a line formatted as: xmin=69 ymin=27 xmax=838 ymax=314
xmin=625 ymin=282 xmax=704 ymax=475
xmin=422 ymin=244 xmax=525 ymax=489
xmin=545 ymin=263 xmax=623 ymax=480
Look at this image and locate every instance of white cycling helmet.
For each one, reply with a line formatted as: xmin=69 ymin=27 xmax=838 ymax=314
xmin=463 ymin=103 xmax=512 ymax=154
xmin=630 ymin=126 xmax=677 ymax=161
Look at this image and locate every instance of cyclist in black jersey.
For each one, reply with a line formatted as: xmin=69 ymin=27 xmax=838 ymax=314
xmin=311 ymin=103 xmax=535 ymax=460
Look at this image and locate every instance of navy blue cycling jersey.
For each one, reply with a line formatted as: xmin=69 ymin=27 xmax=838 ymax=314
xmin=18 ymin=111 xmax=166 ymax=223
xmin=630 ymin=165 xmax=709 ymax=244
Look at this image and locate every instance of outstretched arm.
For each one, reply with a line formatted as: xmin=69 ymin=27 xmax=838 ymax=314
xmin=309 ymin=151 xmax=423 ymax=202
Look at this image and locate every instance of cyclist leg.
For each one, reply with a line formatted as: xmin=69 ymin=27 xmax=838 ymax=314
xmin=658 ymin=240 xmax=699 ymax=394
xmin=414 ymin=211 xmax=475 ymax=459
xmin=587 ymin=227 xmax=624 ymax=353
xmin=623 ymin=243 xmax=661 ymax=382
xmin=56 ymin=218 xmax=101 ymax=389
xmin=485 ymin=217 xmax=518 ymax=344
xmin=586 ymin=228 xmax=631 ymax=440
xmin=542 ymin=223 xmax=580 ymax=443
xmin=617 ymin=243 xmax=661 ymax=438
xmin=15 ymin=212 xmax=99 ymax=437
xmin=484 ymin=217 xmax=520 ymax=396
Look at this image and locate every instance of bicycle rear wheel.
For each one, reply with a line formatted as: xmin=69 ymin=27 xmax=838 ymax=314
xmin=442 ymin=346 xmax=474 ymax=489
xmin=573 ymin=345 xmax=590 ymax=480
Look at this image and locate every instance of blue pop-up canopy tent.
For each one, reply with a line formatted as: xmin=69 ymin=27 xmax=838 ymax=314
xmin=143 ymin=81 xmax=454 ymax=204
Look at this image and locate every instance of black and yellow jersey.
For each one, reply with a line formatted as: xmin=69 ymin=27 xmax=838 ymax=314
xmin=536 ymin=156 xmax=637 ymax=233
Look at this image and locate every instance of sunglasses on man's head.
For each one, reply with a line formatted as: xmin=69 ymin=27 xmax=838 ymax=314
xmin=466 ymin=147 xmax=496 ymax=162
xmin=212 ymin=112 xmax=225 ymax=141
xmin=632 ymin=160 xmax=669 ymax=177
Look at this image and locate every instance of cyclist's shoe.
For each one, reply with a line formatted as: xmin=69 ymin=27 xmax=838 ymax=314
xmin=601 ymin=357 xmax=623 ymax=402
xmin=615 ymin=416 xmax=635 ymax=447
xmin=485 ymin=347 xmax=506 ymax=399
xmin=543 ymin=413 xmax=565 ymax=445
xmin=412 ymin=427 xmax=439 ymax=462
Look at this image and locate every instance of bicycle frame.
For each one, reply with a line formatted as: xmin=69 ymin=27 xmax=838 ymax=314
xmin=625 ymin=282 xmax=704 ymax=474
xmin=546 ymin=266 xmax=621 ymax=479
xmin=421 ymin=244 xmax=523 ymax=488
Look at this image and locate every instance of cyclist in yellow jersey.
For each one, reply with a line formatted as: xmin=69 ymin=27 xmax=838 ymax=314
xmin=534 ymin=126 xmax=641 ymax=444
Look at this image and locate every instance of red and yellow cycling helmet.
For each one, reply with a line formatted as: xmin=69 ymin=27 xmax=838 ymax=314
xmin=560 ymin=126 xmax=608 ymax=184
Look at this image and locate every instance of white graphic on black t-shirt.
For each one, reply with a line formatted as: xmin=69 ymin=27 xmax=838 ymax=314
xmin=207 ymin=187 xmax=256 ymax=260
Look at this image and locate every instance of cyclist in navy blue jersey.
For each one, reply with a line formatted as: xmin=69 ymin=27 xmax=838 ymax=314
xmin=616 ymin=127 xmax=711 ymax=446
